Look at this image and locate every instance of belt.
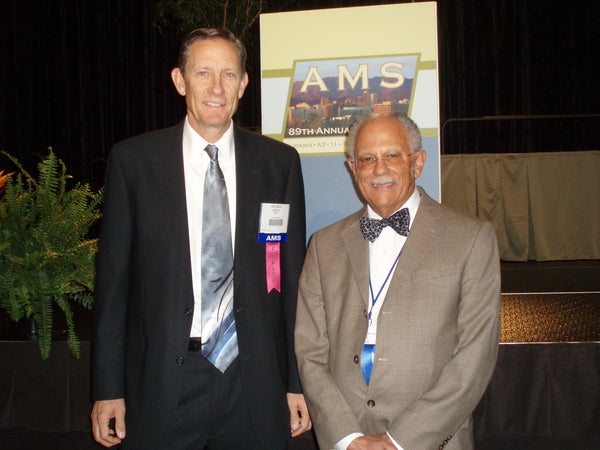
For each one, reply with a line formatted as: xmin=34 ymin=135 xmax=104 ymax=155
xmin=188 ymin=337 xmax=203 ymax=352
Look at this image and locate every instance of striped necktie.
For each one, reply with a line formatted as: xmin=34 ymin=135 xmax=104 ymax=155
xmin=200 ymin=144 xmax=238 ymax=372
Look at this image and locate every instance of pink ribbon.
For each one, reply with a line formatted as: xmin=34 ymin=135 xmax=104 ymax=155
xmin=266 ymin=242 xmax=281 ymax=293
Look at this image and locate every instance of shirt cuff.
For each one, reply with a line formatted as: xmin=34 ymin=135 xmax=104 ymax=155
xmin=335 ymin=433 xmax=364 ymax=450
xmin=387 ymin=431 xmax=404 ymax=450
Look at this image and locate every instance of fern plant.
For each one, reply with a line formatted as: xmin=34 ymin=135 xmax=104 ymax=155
xmin=0 ymin=149 xmax=103 ymax=359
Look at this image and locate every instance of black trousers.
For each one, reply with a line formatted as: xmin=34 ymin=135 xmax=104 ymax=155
xmin=167 ymin=353 xmax=265 ymax=450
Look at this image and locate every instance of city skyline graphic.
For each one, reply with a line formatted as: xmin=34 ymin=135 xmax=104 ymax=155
xmin=285 ymin=54 xmax=419 ymax=138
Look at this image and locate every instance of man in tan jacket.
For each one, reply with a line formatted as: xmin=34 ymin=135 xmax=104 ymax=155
xmin=295 ymin=112 xmax=500 ymax=450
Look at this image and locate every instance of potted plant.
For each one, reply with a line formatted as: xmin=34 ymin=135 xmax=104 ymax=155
xmin=0 ymin=149 xmax=103 ymax=359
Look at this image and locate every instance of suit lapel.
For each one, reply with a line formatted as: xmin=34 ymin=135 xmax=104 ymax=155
xmin=233 ymin=126 xmax=263 ymax=253
xmin=342 ymin=209 xmax=371 ymax=308
xmin=386 ymin=188 xmax=440 ymax=294
xmin=155 ymin=126 xmax=185 ymax=204
xmin=151 ymin=122 xmax=191 ymax=261
xmin=340 ymin=196 xmax=441 ymax=310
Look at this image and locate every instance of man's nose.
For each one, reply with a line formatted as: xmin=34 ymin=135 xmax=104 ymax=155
xmin=373 ymin=157 xmax=390 ymax=174
xmin=210 ymin=76 xmax=224 ymax=93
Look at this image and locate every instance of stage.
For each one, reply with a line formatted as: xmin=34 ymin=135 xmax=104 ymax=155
xmin=1 ymin=261 xmax=598 ymax=449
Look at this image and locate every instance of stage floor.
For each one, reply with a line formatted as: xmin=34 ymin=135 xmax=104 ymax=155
xmin=1 ymin=260 xmax=598 ymax=449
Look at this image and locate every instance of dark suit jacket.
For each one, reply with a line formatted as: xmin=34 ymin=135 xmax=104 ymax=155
xmin=295 ymin=188 xmax=500 ymax=450
xmin=92 ymin=121 xmax=306 ymax=449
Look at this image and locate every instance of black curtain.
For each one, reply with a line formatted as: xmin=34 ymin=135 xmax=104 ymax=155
xmin=1 ymin=0 xmax=182 ymax=188
xmin=437 ymin=0 xmax=598 ymax=154
xmin=1 ymin=0 xmax=598 ymax=188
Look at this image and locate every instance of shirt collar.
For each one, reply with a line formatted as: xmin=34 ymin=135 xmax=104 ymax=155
xmin=183 ymin=118 xmax=235 ymax=161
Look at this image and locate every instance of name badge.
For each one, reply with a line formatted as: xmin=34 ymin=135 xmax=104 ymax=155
xmin=258 ymin=203 xmax=289 ymax=294
xmin=258 ymin=203 xmax=289 ymax=243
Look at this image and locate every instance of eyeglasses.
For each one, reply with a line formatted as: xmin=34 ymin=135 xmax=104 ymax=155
xmin=353 ymin=152 xmax=416 ymax=169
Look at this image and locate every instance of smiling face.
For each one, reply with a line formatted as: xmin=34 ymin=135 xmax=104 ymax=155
xmin=171 ymin=37 xmax=249 ymax=143
xmin=348 ymin=116 xmax=426 ymax=218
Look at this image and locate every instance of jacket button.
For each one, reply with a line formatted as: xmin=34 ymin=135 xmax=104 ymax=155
xmin=184 ymin=308 xmax=192 ymax=317
xmin=367 ymin=400 xmax=375 ymax=408
xmin=353 ymin=355 xmax=359 ymax=364
xmin=176 ymin=356 xmax=185 ymax=365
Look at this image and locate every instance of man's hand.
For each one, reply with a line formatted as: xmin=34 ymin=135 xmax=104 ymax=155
xmin=348 ymin=433 xmax=397 ymax=449
xmin=287 ymin=393 xmax=312 ymax=437
xmin=90 ymin=398 xmax=126 ymax=447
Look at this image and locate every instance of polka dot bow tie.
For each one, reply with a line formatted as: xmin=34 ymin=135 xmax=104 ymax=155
xmin=359 ymin=208 xmax=410 ymax=243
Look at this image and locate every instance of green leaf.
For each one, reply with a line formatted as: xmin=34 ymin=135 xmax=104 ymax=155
xmin=0 ymin=149 xmax=103 ymax=359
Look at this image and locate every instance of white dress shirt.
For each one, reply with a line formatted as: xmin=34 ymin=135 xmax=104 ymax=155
xmin=335 ymin=188 xmax=421 ymax=450
xmin=182 ymin=118 xmax=237 ymax=337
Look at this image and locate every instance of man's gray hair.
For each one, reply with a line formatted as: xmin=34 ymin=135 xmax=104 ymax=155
xmin=346 ymin=112 xmax=422 ymax=159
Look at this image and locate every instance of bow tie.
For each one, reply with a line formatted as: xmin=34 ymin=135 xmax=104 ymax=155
xmin=359 ymin=208 xmax=410 ymax=242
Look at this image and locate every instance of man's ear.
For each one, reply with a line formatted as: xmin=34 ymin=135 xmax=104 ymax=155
xmin=346 ymin=157 xmax=357 ymax=181
xmin=171 ymin=67 xmax=186 ymax=96
xmin=413 ymin=150 xmax=427 ymax=179
xmin=238 ymin=71 xmax=249 ymax=99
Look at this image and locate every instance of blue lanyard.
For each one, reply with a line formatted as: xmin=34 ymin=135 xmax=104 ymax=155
xmin=367 ymin=249 xmax=402 ymax=322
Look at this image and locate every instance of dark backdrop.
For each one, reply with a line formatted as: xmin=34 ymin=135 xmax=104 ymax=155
xmin=1 ymin=0 xmax=598 ymax=188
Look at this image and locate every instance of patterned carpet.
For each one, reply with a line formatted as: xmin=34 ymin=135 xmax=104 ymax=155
xmin=501 ymin=293 xmax=600 ymax=342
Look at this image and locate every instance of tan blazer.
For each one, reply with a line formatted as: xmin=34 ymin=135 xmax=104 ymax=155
xmin=295 ymin=187 xmax=500 ymax=450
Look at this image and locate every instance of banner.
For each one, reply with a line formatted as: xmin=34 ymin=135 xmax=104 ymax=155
xmin=260 ymin=3 xmax=440 ymax=239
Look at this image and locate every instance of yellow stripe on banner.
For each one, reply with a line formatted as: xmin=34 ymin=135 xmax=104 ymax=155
xmin=418 ymin=60 xmax=437 ymax=70
xmin=262 ymin=69 xmax=293 ymax=79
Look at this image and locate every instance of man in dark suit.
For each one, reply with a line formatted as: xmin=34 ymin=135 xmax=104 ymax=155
xmin=91 ymin=28 xmax=311 ymax=449
xmin=295 ymin=113 xmax=500 ymax=449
